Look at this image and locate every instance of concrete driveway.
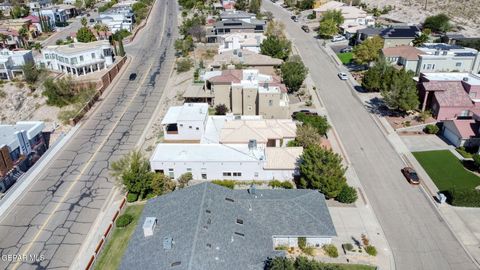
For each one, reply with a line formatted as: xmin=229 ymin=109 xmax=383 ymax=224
xmin=400 ymin=134 xmax=454 ymax=152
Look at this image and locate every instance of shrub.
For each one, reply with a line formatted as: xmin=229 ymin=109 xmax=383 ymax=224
xmin=211 ymin=180 xmax=235 ymax=189
xmin=322 ymin=244 xmax=338 ymax=258
xmin=269 ymin=180 xmax=294 ymax=189
xmin=214 ymin=104 xmax=228 ymax=115
xmin=281 ymin=181 xmax=294 ymax=189
xmin=176 ymin=58 xmax=193 ymax=73
xmin=447 ymin=188 xmax=480 ymax=207
xmin=343 ymin=243 xmax=353 ymax=251
xmin=364 ymin=245 xmax=377 ymax=256
xmin=298 ymin=237 xmax=306 ymax=250
xmin=177 ymin=172 xmax=193 ymax=188
xmin=127 ymin=193 xmax=138 ymax=202
xmin=457 ymin=147 xmax=473 ymax=158
xmin=116 ymin=214 xmax=133 ymax=227
xmin=302 ymin=246 xmax=315 ymax=256
xmin=275 ymin=245 xmax=288 ymax=251
xmin=424 ymin=124 xmax=439 ymax=134
xmin=336 ymin=185 xmax=358 ymax=204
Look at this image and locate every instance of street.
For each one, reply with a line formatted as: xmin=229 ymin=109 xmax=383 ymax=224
xmin=0 ymin=0 xmax=177 ymax=268
xmin=262 ymin=1 xmax=478 ymax=269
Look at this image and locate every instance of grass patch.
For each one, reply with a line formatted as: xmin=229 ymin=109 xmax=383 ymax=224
xmin=413 ymin=150 xmax=480 ymax=191
xmin=338 ymin=264 xmax=376 ymax=270
xmin=94 ymin=204 xmax=145 ymax=270
xmin=337 ymin=52 xmax=353 ymax=64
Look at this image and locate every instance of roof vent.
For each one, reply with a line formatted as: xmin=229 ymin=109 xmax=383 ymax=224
xmin=163 ymin=237 xmax=173 ymax=250
xmin=463 ymin=77 xmax=469 ymax=82
xmin=248 ymin=139 xmax=257 ymax=150
xmin=225 ymin=197 xmax=235 ymax=202
xmin=142 ymin=217 xmax=157 ymax=237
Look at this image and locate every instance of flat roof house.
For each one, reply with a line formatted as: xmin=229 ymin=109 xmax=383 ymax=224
xmin=39 ymin=40 xmax=114 ymax=76
xmin=207 ymin=10 xmax=266 ymax=42
xmin=161 ymin=103 xmax=209 ymax=143
xmin=218 ymin=32 xmax=266 ymax=54
xmin=210 ymin=49 xmax=283 ymax=75
xmin=119 ymin=182 xmax=336 ymax=270
xmin=0 ymin=49 xmax=34 ymax=81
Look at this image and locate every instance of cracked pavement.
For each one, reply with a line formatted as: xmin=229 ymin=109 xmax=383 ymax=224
xmin=0 ymin=0 xmax=177 ymax=269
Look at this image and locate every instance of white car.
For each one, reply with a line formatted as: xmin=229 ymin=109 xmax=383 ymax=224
xmin=331 ymin=35 xmax=346 ymax=42
xmin=338 ymin=72 xmax=348 ymax=80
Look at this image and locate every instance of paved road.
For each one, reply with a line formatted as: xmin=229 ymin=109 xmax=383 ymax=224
xmin=0 ymin=0 xmax=177 ymax=269
xmin=263 ymin=1 xmax=478 ymax=270
xmin=40 ymin=12 xmax=99 ymax=47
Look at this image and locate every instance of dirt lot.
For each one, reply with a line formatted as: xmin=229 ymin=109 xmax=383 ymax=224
xmin=362 ymin=0 xmax=480 ymax=37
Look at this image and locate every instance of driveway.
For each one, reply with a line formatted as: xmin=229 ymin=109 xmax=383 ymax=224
xmin=400 ymin=134 xmax=454 ymax=152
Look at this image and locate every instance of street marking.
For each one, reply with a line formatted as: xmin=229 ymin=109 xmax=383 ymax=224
xmin=11 ymin=3 xmax=170 ymax=269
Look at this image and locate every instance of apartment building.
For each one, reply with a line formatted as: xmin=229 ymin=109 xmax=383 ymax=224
xmin=98 ymin=6 xmax=134 ymax=33
xmin=0 ymin=121 xmax=47 ymax=192
xmin=0 ymin=49 xmax=34 ymax=80
xmin=40 ymin=40 xmax=114 ymax=76
xmin=200 ymin=69 xmax=289 ymax=119
xmin=218 ymin=32 xmax=265 ymax=54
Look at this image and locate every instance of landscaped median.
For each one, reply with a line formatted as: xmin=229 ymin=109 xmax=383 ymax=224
xmin=413 ymin=150 xmax=480 ymax=207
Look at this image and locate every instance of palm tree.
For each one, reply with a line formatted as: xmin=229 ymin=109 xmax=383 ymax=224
xmin=93 ymin=23 xmax=101 ymax=32
xmin=81 ymin=17 xmax=87 ymax=27
xmin=33 ymin=42 xmax=42 ymax=52
xmin=18 ymin=26 xmax=29 ymax=49
xmin=0 ymin=33 xmax=7 ymax=49
xmin=100 ymin=24 xmax=109 ymax=33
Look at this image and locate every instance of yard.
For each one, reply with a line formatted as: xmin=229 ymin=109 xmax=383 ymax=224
xmin=94 ymin=204 xmax=145 ymax=270
xmin=412 ymin=150 xmax=480 ymax=191
xmin=339 ymin=264 xmax=376 ymax=270
xmin=337 ymin=52 xmax=353 ymax=64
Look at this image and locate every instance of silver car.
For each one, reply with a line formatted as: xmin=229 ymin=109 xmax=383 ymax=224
xmin=338 ymin=72 xmax=348 ymax=80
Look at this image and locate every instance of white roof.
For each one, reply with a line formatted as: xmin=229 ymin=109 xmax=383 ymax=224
xmin=201 ymin=115 xmax=263 ymax=144
xmin=264 ymin=147 xmax=303 ymax=170
xmin=0 ymin=121 xmax=44 ymax=150
xmin=150 ymin=143 xmax=265 ymax=163
xmin=161 ymin=103 xmax=208 ymax=124
xmin=44 ymin=40 xmax=111 ymax=55
xmin=422 ymin=72 xmax=480 ymax=85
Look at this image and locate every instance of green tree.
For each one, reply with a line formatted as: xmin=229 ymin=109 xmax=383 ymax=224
xmin=177 ymin=172 xmax=193 ymax=188
xmin=295 ymin=113 xmax=330 ymax=135
xmin=362 ymin=58 xmax=395 ymax=92
xmin=318 ymin=19 xmax=338 ymax=38
xmin=280 ymin=55 xmax=308 ymax=93
xmin=298 ymin=145 xmax=346 ymax=199
xmin=336 ymin=184 xmax=358 ymax=203
xmin=380 ymin=69 xmax=420 ymax=113
xmin=84 ymin=0 xmax=96 ymax=9
xmin=265 ymin=257 xmax=295 ymax=270
xmin=74 ymin=0 xmax=83 ymax=9
xmin=151 ymin=173 xmax=175 ymax=196
xmin=18 ymin=26 xmax=29 ymax=48
xmin=322 ymin=9 xmax=344 ymax=25
xmin=42 ymin=77 xmax=77 ymax=107
xmin=76 ymin=27 xmax=96 ymax=43
xmin=117 ymin=37 xmax=125 ymax=56
xmin=234 ymin=0 xmax=247 ymax=10
xmin=111 ymin=150 xmax=152 ymax=199
xmin=22 ymin=62 xmax=40 ymax=84
xmin=472 ymin=154 xmax=480 ymax=170
xmin=413 ymin=33 xmax=429 ymax=46
xmin=215 ymin=104 xmax=228 ymax=115
xmin=295 ymin=124 xmax=322 ymax=147
xmin=260 ymin=35 xmax=291 ymax=60
xmin=424 ymin=13 xmax=451 ymax=33
xmin=265 ymin=20 xmax=286 ymax=40
xmin=297 ymin=0 xmax=314 ymax=10
xmin=0 ymin=33 xmax=7 ymax=48
xmin=32 ymin=42 xmax=42 ymax=52
xmin=352 ymin=36 xmax=384 ymax=65
xmin=10 ymin=5 xmax=29 ymax=19
xmin=81 ymin=17 xmax=88 ymax=27
xmin=248 ymin=0 xmax=261 ymax=14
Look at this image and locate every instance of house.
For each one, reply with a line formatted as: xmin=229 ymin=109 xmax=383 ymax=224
xmin=36 ymin=7 xmax=69 ymax=27
xmin=0 ymin=121 xmax=47 ymax=192
xmin=442 ymin=118 xmax=480 ymax=147
xmin=119 ymin=182 xmax=336 ymax=270
xmin=161 ymin=103 xmax=209 ymax=143
xmin=355 ymin=27 xmax=383 ymax=44
xmin=418 ymin=73 xmax=480 ymax=120
xmin=380 ymin=25 xmax=421 ymax=48
xmin=0 ymin=28 xmax=22 ymax=50
xmin=28 ymin=0 xmax=53 ymax=12
xmin=24 ymin=15 xmax=44 ymax=33
xmin=0 ymin=2 xmax=13 ymax=14
xmin=202 ymin=69 xmax=290 ymax=119
xmin=207 ymin=10 xmax=266 ymax=42
xmin=39 ymin=40 xmax=114 ymax=76
xmin=210 ymin=49 xmax=282 ymax=75
xmin=98 ymin=6 xmax=134 ymax=33
xmin=313 ymin=0 xmax=344 ymax=15
xmin=381 ymin=45 xmax=425 ymax=73
xmin=218 ymin=32 xmax=266 ymax=54
xmin=0 ymin=18 xmax=39 ymax=40
xmin=0 ymin=49 xmax=34 ymax=80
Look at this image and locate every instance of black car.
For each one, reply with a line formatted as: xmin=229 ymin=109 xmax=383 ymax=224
xmin=301 ymin=25 xmax=310 ymax=32
xmin=129 ymin=73 xmax=137 ymax=81
xmin=89 ymin=18 xmax=95 ymax=23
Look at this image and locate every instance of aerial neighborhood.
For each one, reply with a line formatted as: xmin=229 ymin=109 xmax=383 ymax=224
xmin=0 ymin=0 xmax=479 ymax=270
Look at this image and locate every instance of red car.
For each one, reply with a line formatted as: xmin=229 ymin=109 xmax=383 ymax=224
xmin=401 ymin=167 xmax=420 ymax=185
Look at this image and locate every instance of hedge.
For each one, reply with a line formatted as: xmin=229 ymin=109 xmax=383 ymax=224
xmin=127 ymin=193 xmax=138 ymax=202
xmin=447 ymin=188 xmax=480 ymax=207
xmin=336 ymin=185 xmax=358 ymax=204
xmin=269 ymin=180 xmax=294 ymax=189
xmin=322 ymin=244 xmax=338 ymax=258
xmin=116 ymin=214 xmax=133 ymax=228
xmin=211 ymin=180 xmax=235 ymax=189
xmin=424 ymin=124 xmax=439 ymax=134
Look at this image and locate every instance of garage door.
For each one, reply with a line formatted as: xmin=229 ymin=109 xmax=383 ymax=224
xmin=443 ymin=127 xmax=460 ymax=147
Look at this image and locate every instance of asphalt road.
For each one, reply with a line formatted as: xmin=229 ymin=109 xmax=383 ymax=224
xmin=0 ymin=0 xmax=177 ymax=269
xmin=263 ymin=1 xmax=478 ymax=270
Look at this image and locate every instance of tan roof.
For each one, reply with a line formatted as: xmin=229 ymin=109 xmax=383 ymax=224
xmin=381 ymin=45 xmax=423 ymax=61
xmin=314 ymin=0 xmax=344 ymax=12
xmin=264 ymin=147 xmax=303 ymax=170
xmin=220 ymin=119 xmax=296 ymax=144
xmin=211 ymin=49 xmax=283 ymax=67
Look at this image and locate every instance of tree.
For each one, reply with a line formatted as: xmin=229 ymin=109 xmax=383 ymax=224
xmin=10 ymin=5 xmax=29 ymax=19
xmin=234 ymin=0 xmax=247 ymax=10
xmin=264 ymin=257 xmax=295 ymax=270
xmin=81 ymin=17 xmax=88 ymax=27
xmin=295 ymin=124 xmax=322 ymax=147
xmin=295 ymin=113 xmax=330 ymax=135
xmin=18 ymin=26 xmax=29 ymax=48
xmin=424 ymin=13 xmax=451 ymax=33
xmin=280 ymin=55 xmax=308 ymax=93
xmin=380 ymin=69 xmax=420 ymax=113
xmin=84 ymin=0 xmax=95 ymax=8
xmin=74 ymin=0 xmax=83 ymax=9
xmin=177 ymin=172 xmax=192 ymax=188
xmin=413 ymin=33 xmax=429 ymax=46
xmin=336 ymin=184 xmax=358 ymax=203
xmin=117 ymin=37 xmax=125 ymax=56
xmin=22 ymin=62 xmax=40 ymax=84
xmin=362 ymin=58 xmax=395 ymax=92
xmin=111 ymin=150 xmax=153 ymax=199
xmin=473 ymin=154 xmax=480 ymax=170
xmin=187 ymin=25 xmax=205 ymax=42
xmin=215 ymin=104 xmax=228 ymax=115
xmin=151 ymin=173 xmax=175 ymax=196
xmin=264 ymin=11 xmax=274 ymax=21
xmin=298 ymin=145 xmax=346 ymax=199
xmin=352 ymin=36 xmax=384 ymax=65
xmin=322 ymin=9 xmax=344 ymax=25
xmin=76 ymin=27 xmax=96 ymax=43
xmin=260 ymin=35 xmax=291 ymax=60
xmin=248 ymin=0 xmax=261 ymax=15
xmin=318 ymin=18 xmax=338 ymax=38
xmin=43 ymin=77 xmax=77 ymax=107
xmin=32 ymin=42 xmax=42 ymax=52
xmin=296 ymin=0 xmax=314 ymax=10
xmin=265 ymin=20 xmax=286 ymax=40
xmin=0 ymin=33 xmax=6 ymax=48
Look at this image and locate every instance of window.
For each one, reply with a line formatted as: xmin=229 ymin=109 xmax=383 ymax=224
xmin=236 ymin=218 xmax=243 ymax=225
xmin=189 ymin=126 xmax=192 ymax=129
xmin=168 ymin=168 xmax=174 ymax=178
xmin=45 ymin=54 xmax=50 ymax=59
xmin=91 ymin=52 xmax=96 ymax=59
xmin=456 ymin=62 xmax=462 ymax=67
xmin=187 ymin=168 xmax=192 ymax=172
xmin=460 ymin=110 xmax=470 ymax=117
xmin=179 ymin=124 xmax=183 ymax=127
xmin=233 ymin=172 xmax=242 ymax=177
xmin=80 ymin=55 xmax=84 ymax=61
xmin=70 ymin=57 xmax=77 ymax=65
xmin=201 ymin=173 xmax=207 ymax=179
xmin=427 ymin=64 xmax=432 ymax=70
xmin=223 ymin=172 xmax=232 ymax=177
xmin=196 ymin=127 xmax=199 ymax=130
xmin=268 ymin=100 xmax=273 ymax=106
xmin=254 ymin=172 xmax=259 ymax=177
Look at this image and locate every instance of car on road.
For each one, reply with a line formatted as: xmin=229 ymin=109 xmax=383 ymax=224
xmin=89 ymin=18 xmax=95 ymax=23
xmin=129 ymin=73 xmax=137 ymax=81
xmin=401 ymin=167 xmax=420 ymax=185
xmin=340 ymin=47 xmax=352 ymax=53
xmin=291 ymin=15 xmax=298 ymax=22
xmin=301 ymin=25 xmax=310 ymax=32
xmin=331 ymin=35 xmax=346 ymax=42
xmin=337 ymin=72 xmax=348 ymax=80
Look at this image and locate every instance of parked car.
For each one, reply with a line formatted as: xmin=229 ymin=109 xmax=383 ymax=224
xmin=401 ymin=167 xmax=420 ymax=185
xmin=301 ymin=25 xmax=310 ymax=32
xmin=89 ymin=18 xmax=95 ymax=23
xmin=129 ymin=73 xmax=137 ymax=81
xmin=86 ymin=13 xmax=90 ymax=17
xmin=331 ymin=35 xmax=346 ymax=42
xmin=292 ymin=110 xmax=318 ymax=119
xmin=340 ymin=47 xmax=352 ymax=53
xmin=337 ymin=72 xmax=348 ymax=80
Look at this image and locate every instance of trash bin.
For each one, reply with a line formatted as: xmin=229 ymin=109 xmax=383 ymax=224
xmin=437 ymin=192 xmax=447 ymax=204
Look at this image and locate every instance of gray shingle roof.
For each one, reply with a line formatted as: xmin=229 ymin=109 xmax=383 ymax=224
xmin=119 ymin=183 xmax=336 ymax=270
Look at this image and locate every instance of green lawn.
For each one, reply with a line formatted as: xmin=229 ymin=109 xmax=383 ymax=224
xmin=339 ymin=264 xmax=376 ymax=270
xmin=412 ymin=150 xmax=480 ymax=191
xmin=94 ymin=204 xmax=145 ymax=270
xmin=337 ymin=52 xmax=353 ymax=64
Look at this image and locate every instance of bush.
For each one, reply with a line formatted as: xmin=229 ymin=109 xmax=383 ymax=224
xmin=211 ymin=180 xmax=235 ymax=189
xmin=127 ymin=193 xmax=138 ymax=202
xmin=322 ymin=244 xmax=338 ymax=258
xmin=447 ymin=188 xmax=480 ymax=207
xmin=364 ymin=245 xmax=377 ymax=256
xmin=424 ymin=124 xmax=439 ymax=134
xmin=298 ymin=237 xmax=306 ymax=250
xmin=336 ymin=185 xmax=357 ymax=204
xmin=176 ymin=58 xmax=193 ymax=73
xmin=457 ymin=147 xmax=473 ymax=158
xmin=302 ymin=246 xmax=315 ymax=256
xmin=281 ymin=181 xmax=294 ymax=189
xmin=295 ymin=113 xmax=330 ymax=136
xmin=343 ymin=243 xmax=353 ymax=251
xmin=275 ymin=245 xmax=288 ymax=251
xmin=214 ymin=104 xmax=228 ymax=115
xmin=473 ymin=154 xmax=480 ymax=170
xmin=269 ymin=180 xmax=294 ymax=189
xmin=116 ymin=214 xmax=133 ymax=227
